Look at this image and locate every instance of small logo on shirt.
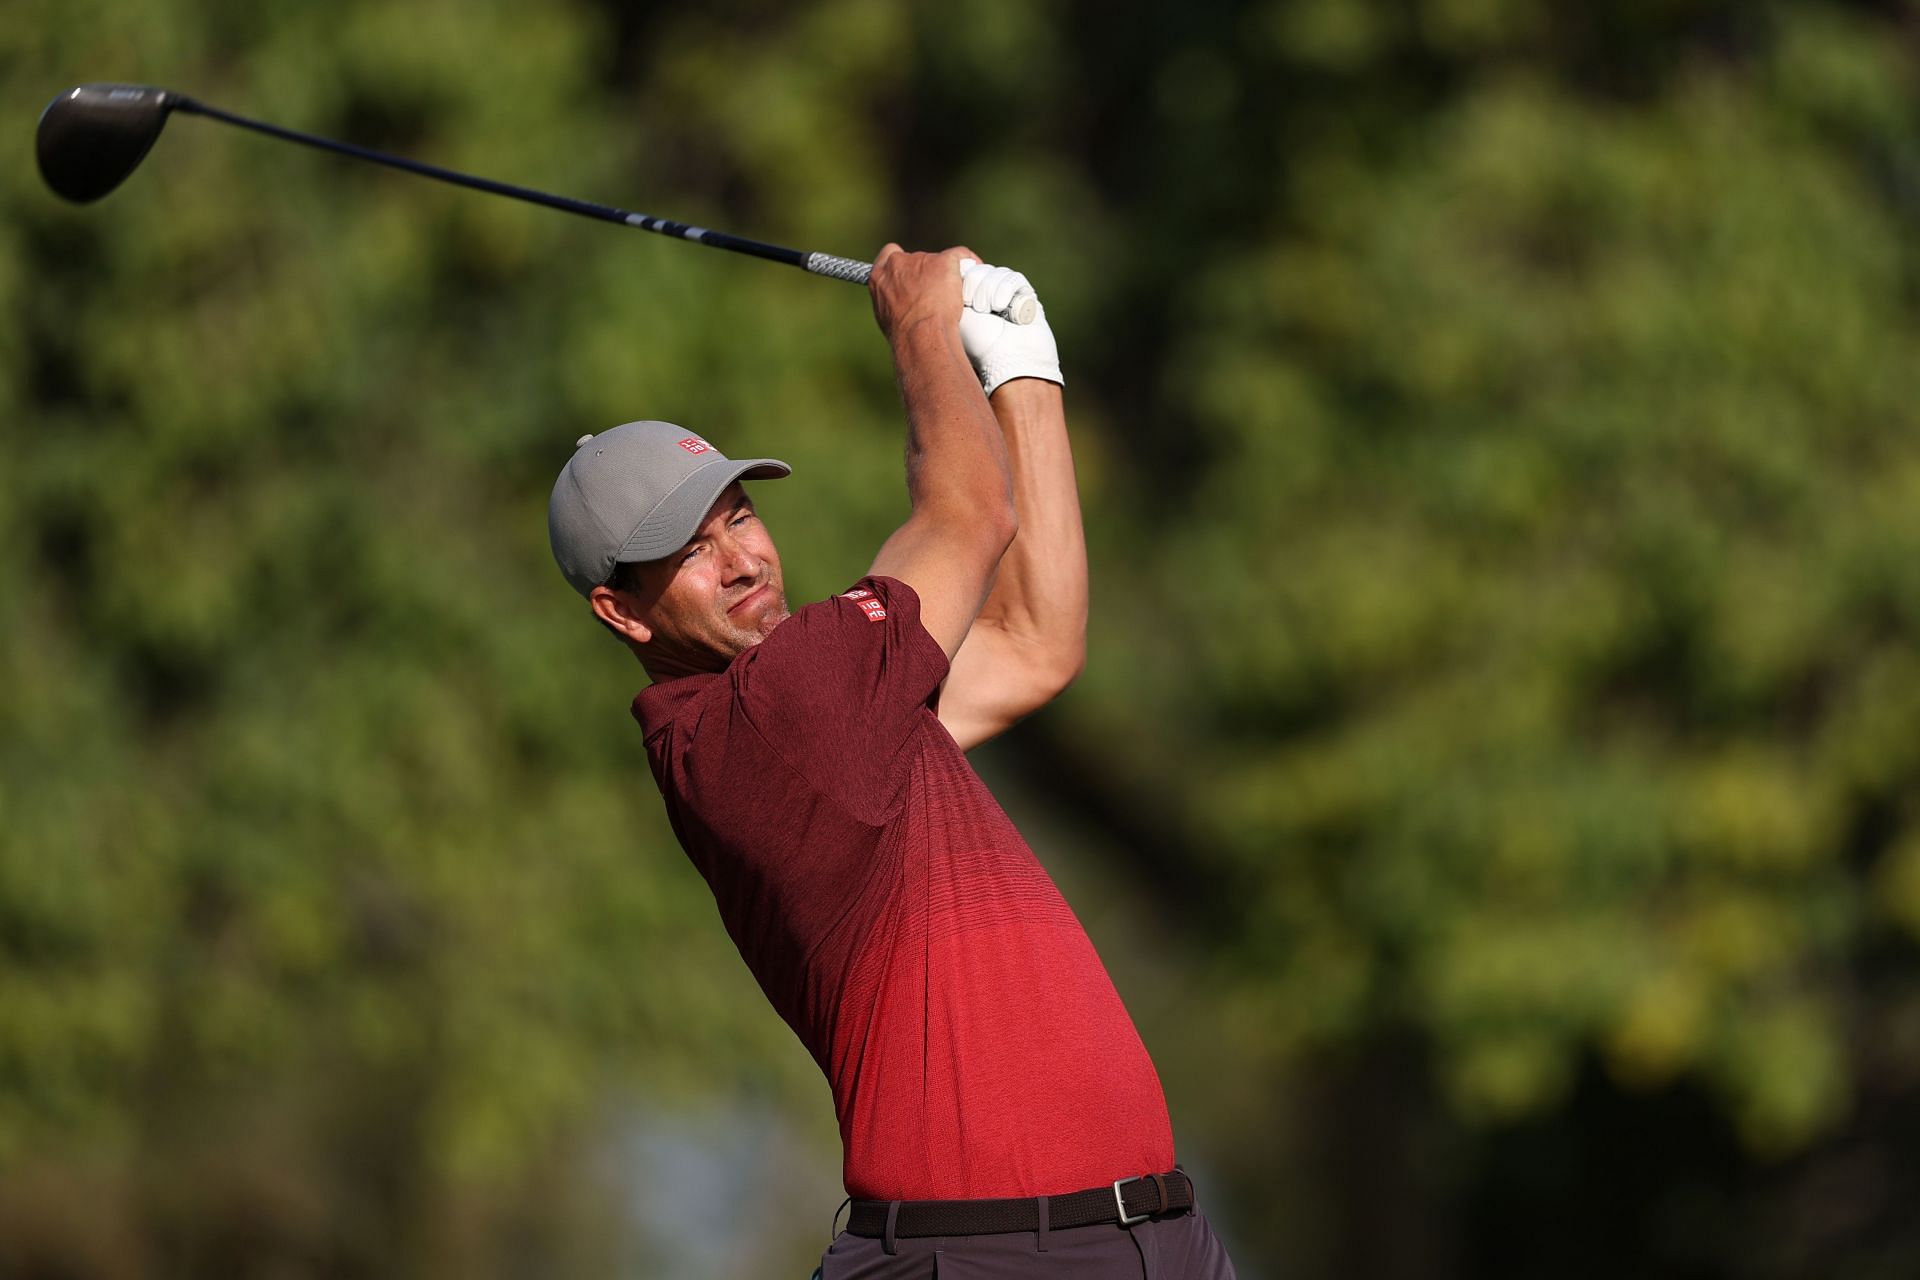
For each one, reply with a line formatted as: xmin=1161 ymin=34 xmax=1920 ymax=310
xmin=677 ymin=437 xmax=713 ymax=455
xmin=840 ymin=587 xmax=884 ymax=619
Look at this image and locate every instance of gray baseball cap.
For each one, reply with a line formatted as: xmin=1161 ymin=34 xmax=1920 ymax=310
xmin=548 ymin=420 xmax=791 ymax=597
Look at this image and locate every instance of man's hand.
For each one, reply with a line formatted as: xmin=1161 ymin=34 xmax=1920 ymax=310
xmin=869 ymin=243 xmax=972 ymax=347
xmin=957 ymin=261 xmax=1063 ymax=397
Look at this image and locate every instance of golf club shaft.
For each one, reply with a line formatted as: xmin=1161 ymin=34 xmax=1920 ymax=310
xmin=175 ymin=97 xmax=876 ymax=285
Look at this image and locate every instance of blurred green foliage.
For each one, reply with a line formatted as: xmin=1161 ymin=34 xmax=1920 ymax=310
xmin=3 ymin=0 xmax=1919 ymax=1276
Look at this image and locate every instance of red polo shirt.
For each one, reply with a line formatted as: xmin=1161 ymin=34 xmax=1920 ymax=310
xmin=634 ymin=575 xmax=1175 ymax=1199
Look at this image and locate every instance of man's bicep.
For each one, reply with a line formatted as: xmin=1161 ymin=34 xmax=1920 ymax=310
xmin=868 ymin=510 xmax=1014 ymax=661
xmin=937 ymin=619 xmax=1074 ymax=751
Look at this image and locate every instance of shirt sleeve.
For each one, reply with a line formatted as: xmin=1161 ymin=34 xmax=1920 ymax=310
xmin=730 ymin=575 xmax=951 ymax=823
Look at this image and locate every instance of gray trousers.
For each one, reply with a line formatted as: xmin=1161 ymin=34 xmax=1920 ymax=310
xmin=817 ymin=1209 xmax=1238 ymax=1278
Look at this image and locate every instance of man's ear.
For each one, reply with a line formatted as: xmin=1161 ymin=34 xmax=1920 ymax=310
xmin=590 ymin=584 xmax=654 ymax=646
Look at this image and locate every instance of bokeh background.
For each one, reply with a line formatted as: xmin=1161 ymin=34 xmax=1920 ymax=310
xmin=5 ymin=1 xmax=1920 ymax=1276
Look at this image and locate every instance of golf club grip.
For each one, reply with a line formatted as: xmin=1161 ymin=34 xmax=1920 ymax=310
xmin=803 ymin=252 xmax=872 ymax=284
xmin=803 ymin=252 xmax=1040 ymax=325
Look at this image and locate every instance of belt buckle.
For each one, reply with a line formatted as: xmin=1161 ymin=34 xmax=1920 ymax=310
xmin=1112 ymin=1175 xmax=1157 ymax=1226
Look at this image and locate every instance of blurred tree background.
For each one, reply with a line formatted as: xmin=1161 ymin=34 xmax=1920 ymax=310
xmin=3 ymin=0 xmax=1919 ymax=1276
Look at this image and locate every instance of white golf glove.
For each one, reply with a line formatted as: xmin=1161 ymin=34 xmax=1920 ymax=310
xmin=958 ymin=260 xmax=1063 ymax=396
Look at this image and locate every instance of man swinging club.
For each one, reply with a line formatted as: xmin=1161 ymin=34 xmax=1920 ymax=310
xmin=548 ymin=245 xmax=1237 ymax=1277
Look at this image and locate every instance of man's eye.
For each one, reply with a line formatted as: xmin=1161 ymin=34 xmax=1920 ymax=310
xmin=681 ymin=545 xmax=704 ymax=563
xmin=732 ymin=512 xmax=754 ymax=527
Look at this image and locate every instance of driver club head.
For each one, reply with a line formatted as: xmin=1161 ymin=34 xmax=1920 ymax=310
xmin=37 ymin=84 xmax=182 ymax=203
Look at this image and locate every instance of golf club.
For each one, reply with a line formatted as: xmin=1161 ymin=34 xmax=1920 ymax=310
xmin=36 ymin=83 xmax=1039 ymax=323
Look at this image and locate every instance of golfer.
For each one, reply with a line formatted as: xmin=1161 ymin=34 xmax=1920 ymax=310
xmin=549 ymin=246 xmax=1236 ymax=1277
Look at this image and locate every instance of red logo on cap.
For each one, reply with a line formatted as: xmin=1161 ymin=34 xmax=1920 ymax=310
xmin=678 ymin=437 xmax=713 ymax=455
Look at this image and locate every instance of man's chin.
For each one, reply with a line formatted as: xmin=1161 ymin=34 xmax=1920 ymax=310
xmin=725 ymin=595 xmax=789 ymax=648
xmin=745 ymin=600 xmax=790 ymax=641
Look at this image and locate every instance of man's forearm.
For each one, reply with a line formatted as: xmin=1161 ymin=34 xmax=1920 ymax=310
xmin=865 ymin=244 xmax=1022 ymax=661
xmin=891 ymin=319 xmax=1016 ymax=521
xmin=975 ymin=379 xmax=1086 ymax=665
xmin=924 ymin=263 xmax=1081 ymax=744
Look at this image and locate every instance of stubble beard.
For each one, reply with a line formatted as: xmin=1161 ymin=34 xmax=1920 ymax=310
xmin=718 ymin=583 xmax=790 ymax=655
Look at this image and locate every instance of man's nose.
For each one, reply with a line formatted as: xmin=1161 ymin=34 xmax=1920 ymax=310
xmin=718 ymin=538 xmax=760 ymax=583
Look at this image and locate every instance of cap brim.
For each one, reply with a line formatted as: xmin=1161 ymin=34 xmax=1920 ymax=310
xmin=613 ymin=457 xmax=791 ymax=564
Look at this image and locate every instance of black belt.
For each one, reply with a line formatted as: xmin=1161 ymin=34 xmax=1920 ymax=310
xmin=846 ymin=1169 xmax=1194 ymax=1239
